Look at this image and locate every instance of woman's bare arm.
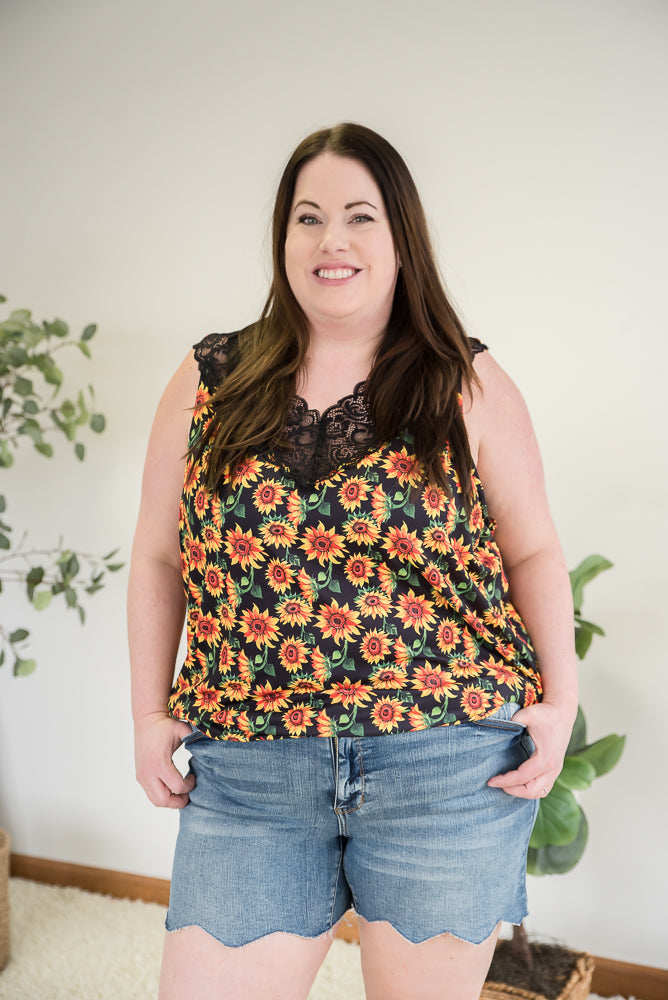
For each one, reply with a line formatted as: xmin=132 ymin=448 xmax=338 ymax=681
xmin=464 ymin=351 xmax=578 ymax=798
xmin=127 ymin=350 xmax=200 ymax=808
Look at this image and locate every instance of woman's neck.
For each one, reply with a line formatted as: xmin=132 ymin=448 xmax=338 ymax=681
xmin=296 ymin=325 xmax=382 ymax=415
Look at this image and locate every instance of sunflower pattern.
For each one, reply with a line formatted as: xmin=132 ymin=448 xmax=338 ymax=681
xmin=168 ymin=334 xmax=542 ymax=741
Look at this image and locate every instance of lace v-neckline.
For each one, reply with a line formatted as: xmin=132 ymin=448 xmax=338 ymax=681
xmin=289 ymin=380 xmax=368 ymax=423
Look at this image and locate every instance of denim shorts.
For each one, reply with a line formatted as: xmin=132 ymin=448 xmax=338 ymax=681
xmin=166 ymin=702 xmax=538 ymax=946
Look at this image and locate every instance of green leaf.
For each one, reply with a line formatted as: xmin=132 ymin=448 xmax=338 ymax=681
xmin=35 ymin=354 xmax=63 ymax=387
xmin=63 ymin=554 xmax=80 ymax=579
xmin=14 ymin=657 xmax=37 ymax=677
xmin=14 ymin=376 xmax=34 ymax=397
xmin=106 ymin=563 xmax=124 ymax=572
xmin=0 ymin=532 xmax=10 ymax=549
xmin=45 ymin=318 xmax=68 ymax=339
xmin=569 ymin=554 xmax=613 ymax=614
xmin=81 ymin=324 xmax=97 ymax=341
xmin=26 ymin=566 xmax=44 ymax=586
xmin=9 ymin=308 xmax=32 ymax=323
xmin=575 ymin=616 xmax=605 ymax=637
xmin=77 ymin=341 xmax=92 ymax=359
xmin=75 ymin=442 xmax=85 ymax=461
xmin=34 ymin=441 xmax=54 ymax=458
xmin=574 ymin=617 xmax=606 ymax=660
xmin=90 ymin=413 xmax=105 ymax=433
xmin=9 ymin=628 xmax=30 ymax=643
xmin=75 ymin=391 xmax=89 ymax=425
xmin=0 ymin=649 xmax=4 ymax=667
xmin=7 ymin=345 xmax=28 ymax=366
xmin=529 ymin=784 xmax=581 ymax=848
xmin=575 ymin=733 xmax=626 ymax=778
xmin=555 ymin=755 xmax=596 ymax=790
xmin=565 ymin=705 xmax=587 ymax=755
xmin=22 ymin=399 xmax=39 ymax=414
xmin=527 ymin=809 xmax=588 ymax=876
xmin=32 ymin=589 xmax=53 ymax=610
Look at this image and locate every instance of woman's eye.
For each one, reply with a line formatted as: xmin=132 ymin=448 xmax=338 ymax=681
xmin=351 ymin=214 xmax=373 ymax=224
xmin=298 ymin=214 xmax=320 ymax=225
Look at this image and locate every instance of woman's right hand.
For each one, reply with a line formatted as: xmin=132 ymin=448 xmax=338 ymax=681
xmin=134 ymin=712 xmax=196 ymax=809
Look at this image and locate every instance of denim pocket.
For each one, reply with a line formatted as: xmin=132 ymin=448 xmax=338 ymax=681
xmin=181 ymin=725 xmax=209 ymax=749
xmin=471 ymin=702 xmax=526 ymax=734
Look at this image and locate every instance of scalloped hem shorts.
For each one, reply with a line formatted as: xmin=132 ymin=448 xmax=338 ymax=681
xmin=166 ymin=702 xmax=538 ymax=947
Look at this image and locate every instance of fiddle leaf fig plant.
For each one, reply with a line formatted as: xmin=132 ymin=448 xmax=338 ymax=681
xmin=527 ymin=554 xmax=625 ymax=876
xmin=0 ymin=294 xmax=123 ymax=675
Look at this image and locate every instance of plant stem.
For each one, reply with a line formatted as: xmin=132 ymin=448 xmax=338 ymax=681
xmin=511 ymin=921 xmax=534 ymax=970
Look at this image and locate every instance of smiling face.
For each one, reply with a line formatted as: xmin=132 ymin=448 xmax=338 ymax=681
xmin=284 ymin=152 xmax=400 ymax=337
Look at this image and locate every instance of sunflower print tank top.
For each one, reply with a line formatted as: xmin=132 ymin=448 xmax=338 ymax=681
xmin=167 ymin=332 xmax=542 ymax=741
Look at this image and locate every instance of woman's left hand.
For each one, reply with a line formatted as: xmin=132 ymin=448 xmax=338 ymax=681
xmin=486 ymin=701 xmax=577 ymax=799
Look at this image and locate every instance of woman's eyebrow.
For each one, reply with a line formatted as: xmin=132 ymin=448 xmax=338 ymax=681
xmin=292 ymin=199 xmax=378 ymax=211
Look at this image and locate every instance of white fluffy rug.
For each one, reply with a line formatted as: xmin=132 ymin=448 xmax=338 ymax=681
xmin=0 ymin=879 xmax=624 ymax=1000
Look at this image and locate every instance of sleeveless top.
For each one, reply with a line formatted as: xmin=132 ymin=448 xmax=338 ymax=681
xmin=167 ymin=331 xmax=542 ymax=741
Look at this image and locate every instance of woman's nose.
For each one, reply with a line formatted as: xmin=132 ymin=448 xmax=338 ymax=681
xmin=319 ymin=222 xmax=350 ymax=253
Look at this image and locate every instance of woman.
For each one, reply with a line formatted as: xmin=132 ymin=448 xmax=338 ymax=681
xmin=128 ymin=123 xmax=578 ymax=1000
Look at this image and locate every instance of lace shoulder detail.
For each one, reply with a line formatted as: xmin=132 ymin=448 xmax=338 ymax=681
xmin=193 ymin=331 xmax=241 ymax=393
xmin=468 ymin=337 xmax=488 ymax=357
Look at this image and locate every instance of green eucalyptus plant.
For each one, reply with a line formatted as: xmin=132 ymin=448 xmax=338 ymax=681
xmin=527 ymin=554 xmax=626 ymax=876
xmin=0 ymin=294 xmax=123 ymax=675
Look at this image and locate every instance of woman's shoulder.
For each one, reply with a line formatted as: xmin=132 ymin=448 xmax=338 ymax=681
xmin=193 ymin=329 xmax=244 ymax=392
xmin=463 ymin=345 xmax=531 ymax=464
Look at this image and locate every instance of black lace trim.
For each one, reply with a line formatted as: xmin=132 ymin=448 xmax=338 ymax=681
xmin=193 ymin=331 xmax=487 ymax=488
xmin=268 ymin=383 xmax=378 ymax=487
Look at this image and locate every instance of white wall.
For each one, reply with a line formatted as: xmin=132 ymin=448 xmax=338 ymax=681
xmin=1 ymin=0 xmax=666 ymax=969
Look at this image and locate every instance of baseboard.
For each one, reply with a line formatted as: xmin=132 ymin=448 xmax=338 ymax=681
xmin=10 ymin=854 xmax=668 ymax=999
xmin=10 ymin=853 xmax=171 ymax=907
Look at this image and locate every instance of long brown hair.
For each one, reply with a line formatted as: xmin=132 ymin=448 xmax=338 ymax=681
xmin=196 ymin=123 xmax=478 ymax=498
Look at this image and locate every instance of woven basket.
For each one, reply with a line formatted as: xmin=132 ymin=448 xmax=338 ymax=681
xmin=0 ymin=828 xmax=10 ymax=972
xmin=482 ymin=953 xmax=595 ymax=1000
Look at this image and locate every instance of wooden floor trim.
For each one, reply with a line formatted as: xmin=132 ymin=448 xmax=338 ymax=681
xmin=10 ymin=854 xmax=668 ymax=999
xmin=10 ymin=853 xmax=171 ymax=906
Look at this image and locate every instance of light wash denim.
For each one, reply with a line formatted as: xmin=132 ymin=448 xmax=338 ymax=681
xmin=166 ymin=703 xmax=538 ymax=946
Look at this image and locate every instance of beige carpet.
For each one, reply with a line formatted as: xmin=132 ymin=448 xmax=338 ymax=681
xmin=0 ymin=879 xmax=625 ymax=1000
